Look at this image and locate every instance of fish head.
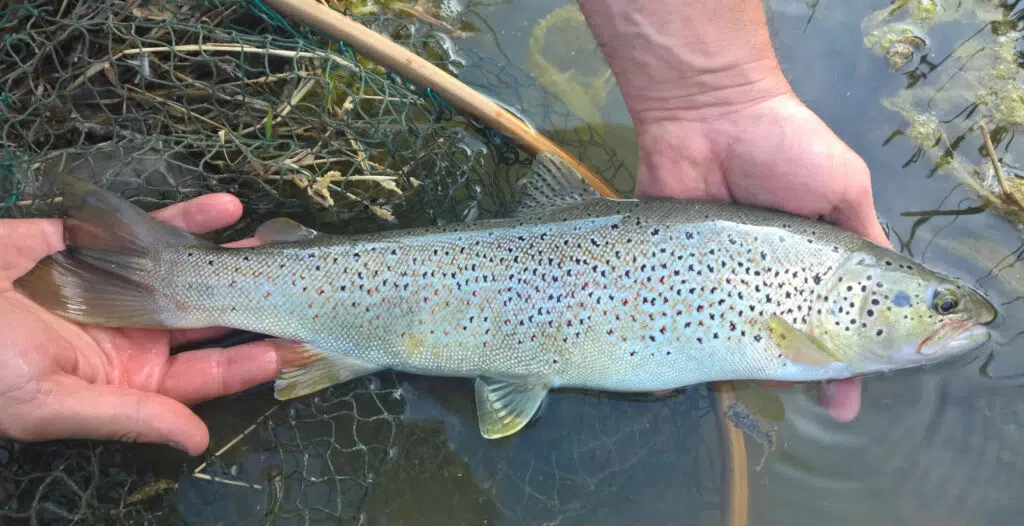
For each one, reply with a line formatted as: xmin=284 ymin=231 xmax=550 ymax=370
xmin=806 ymin=249 xmax=996 ymax=373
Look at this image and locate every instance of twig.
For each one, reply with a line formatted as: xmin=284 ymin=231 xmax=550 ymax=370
xmin=979 ymin=122 xmax=1024 ymax=210
xmin=239 ymin=76 xmax=318 ymax=137
xmin=123 ymin=84 xmax=228 ymax=131
xmin=193 ymin=405 xmax=279 ymax=476
xmin=191 ymin=473 xmax=263 ymax=490
xmin=68 ymin=43 xmax=359 ymax=91
xmin=189 ymin=404 xmax=278 ymax=490
xmin=394 ymin=1 xmax=472 ymax=38
xmin=13 ymin=197 xmax=63 ymax=207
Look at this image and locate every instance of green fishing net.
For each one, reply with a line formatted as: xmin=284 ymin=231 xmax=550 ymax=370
xmin=0 ymin=1 xmax=727 ymax=524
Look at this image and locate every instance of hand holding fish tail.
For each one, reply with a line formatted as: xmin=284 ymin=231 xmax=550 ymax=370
xmin=578 ymin=0 xmax=891 ymax=422
xmin=0 ymin=193 xmax=281 ymax=455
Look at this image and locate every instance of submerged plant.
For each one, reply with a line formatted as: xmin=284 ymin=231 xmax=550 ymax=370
xmin=863 ymin=1 xmax=1024 ymax=227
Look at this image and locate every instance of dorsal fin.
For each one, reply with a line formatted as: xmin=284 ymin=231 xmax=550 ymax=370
xmin=510 ymin=151 xmax=604 ymax=216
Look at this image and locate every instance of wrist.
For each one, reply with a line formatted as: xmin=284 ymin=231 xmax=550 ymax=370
xmin=628 ymin=58 xmax=794 ymax=126
xmin=578 ymin=0 xmax=795 ymax=125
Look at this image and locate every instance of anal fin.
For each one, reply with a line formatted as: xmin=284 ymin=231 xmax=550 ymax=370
xmin=767 ymin=315 xmax=843 ymax=366
xmin=474 ymin=376 xmax=549 ymax=439
xmin=271 ymin=339 xmax=382 ymax=400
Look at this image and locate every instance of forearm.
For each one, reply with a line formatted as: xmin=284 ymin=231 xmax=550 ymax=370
xmin=576 ymin=0 xmax=792 ymax=123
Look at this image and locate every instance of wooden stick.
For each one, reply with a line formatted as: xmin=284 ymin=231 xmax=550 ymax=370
xmin=979 ymin=122 xmax=1024 ymax=210
xmin=260 ymin=0 xmax=619 ymax=199
xmin=716 ymin=384 xmax=749 ymax=526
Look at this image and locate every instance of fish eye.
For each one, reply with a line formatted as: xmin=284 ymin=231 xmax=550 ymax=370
xmin=931 ymin=287 xmax=960 ymax=315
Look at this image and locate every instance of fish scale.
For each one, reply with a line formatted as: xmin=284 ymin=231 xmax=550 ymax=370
xmin=15 ymin=153 xmax=998 ymax=439
xmin=161 ymin=199 xmax=850 ymax=392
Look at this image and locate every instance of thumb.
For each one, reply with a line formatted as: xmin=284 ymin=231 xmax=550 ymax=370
xmin=21 ymin=377 xmax=210 ymax=455
xmin=826 ymin=176 xmax=893 ymax=249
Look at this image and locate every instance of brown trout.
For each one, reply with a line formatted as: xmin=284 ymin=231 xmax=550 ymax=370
xmin=15 ymin=153 xmax=997 ymax=438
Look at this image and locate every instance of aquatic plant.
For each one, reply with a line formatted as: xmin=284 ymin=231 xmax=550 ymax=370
xmin=862 ymin=1 xmax=1024 ymax=228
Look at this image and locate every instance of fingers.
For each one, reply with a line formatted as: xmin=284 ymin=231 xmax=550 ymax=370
xmin=827 ymin=176 xmax=893 ymax=249
xmin=149 ymin=193 xmax=243 ymax=234
xmin=818 ymin=377 xmax=862 ymax=423
xmin=17 ymin=376 xmax=210 ymax=455
xmin=158 ymin=339 xmax=282 ymax=406
xmin=169 ymin=327 xmax=235 ymax=348
xmin=0 ymin=219 xmax=64 ymax=284
xmin=1 ymin=193 xmax=244 ymax=286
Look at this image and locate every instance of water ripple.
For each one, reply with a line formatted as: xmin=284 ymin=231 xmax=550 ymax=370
xmin=750 ymin=367 xmax=1024 ymax=526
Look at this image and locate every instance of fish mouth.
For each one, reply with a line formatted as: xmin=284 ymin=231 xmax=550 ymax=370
xmin=917 ymin=319 xmax=991 ymax=357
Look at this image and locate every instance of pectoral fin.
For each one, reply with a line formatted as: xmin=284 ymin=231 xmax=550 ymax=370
xmin=271 ymin=340 xmax=382 ymax=400
xmin=474 ymin=377 xmax=548 ymax=439
xmin=767 ymin=315 xmax=843 ymax=366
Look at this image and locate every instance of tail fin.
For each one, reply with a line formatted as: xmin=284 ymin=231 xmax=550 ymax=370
xmin=13 ymin=172 xmax=214 ymax=328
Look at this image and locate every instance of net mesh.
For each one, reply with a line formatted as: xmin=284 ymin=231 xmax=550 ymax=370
xmin=0 ymin=1 xmax=724 ymax=524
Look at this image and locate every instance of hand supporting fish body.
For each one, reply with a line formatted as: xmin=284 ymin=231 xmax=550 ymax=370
xmin=15 ymin=153 xmax=997 ymax=438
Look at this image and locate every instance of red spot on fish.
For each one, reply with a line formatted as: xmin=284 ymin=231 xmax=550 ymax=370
xmin=423 ymin=296 xmax=429 ymax=304
xmin=443 ymin=329 xmax=450 ymax=336
xmin=531 ymin=334 xmax=537 ymax=341
xmin=607 ymin=329 xmax=614 ymax=335
xmin=317 ymin=287 xmax=325 ymax=296
xmin=472 ymin=290 xmax=478 ymax=297
xmin=622 ymin=298 xmax=629 ymax=306
xmin=504 ymin=319 xmax=511 ymax=326
xmin=483 ymin=341 xmax=489 ymax=348
xmin=313 ymin=314 xmax=319 ymax=320
xmin=263 ymin=291 xmax=271 ymax=299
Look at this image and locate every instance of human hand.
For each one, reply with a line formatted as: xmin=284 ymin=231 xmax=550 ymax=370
xmin=632 ymin=93 xmax=891 ymax=423
xmin=576 ymin=0 xmax=889 ymax=423
xmin=0 ymin=193 xmax=280 ymax=455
